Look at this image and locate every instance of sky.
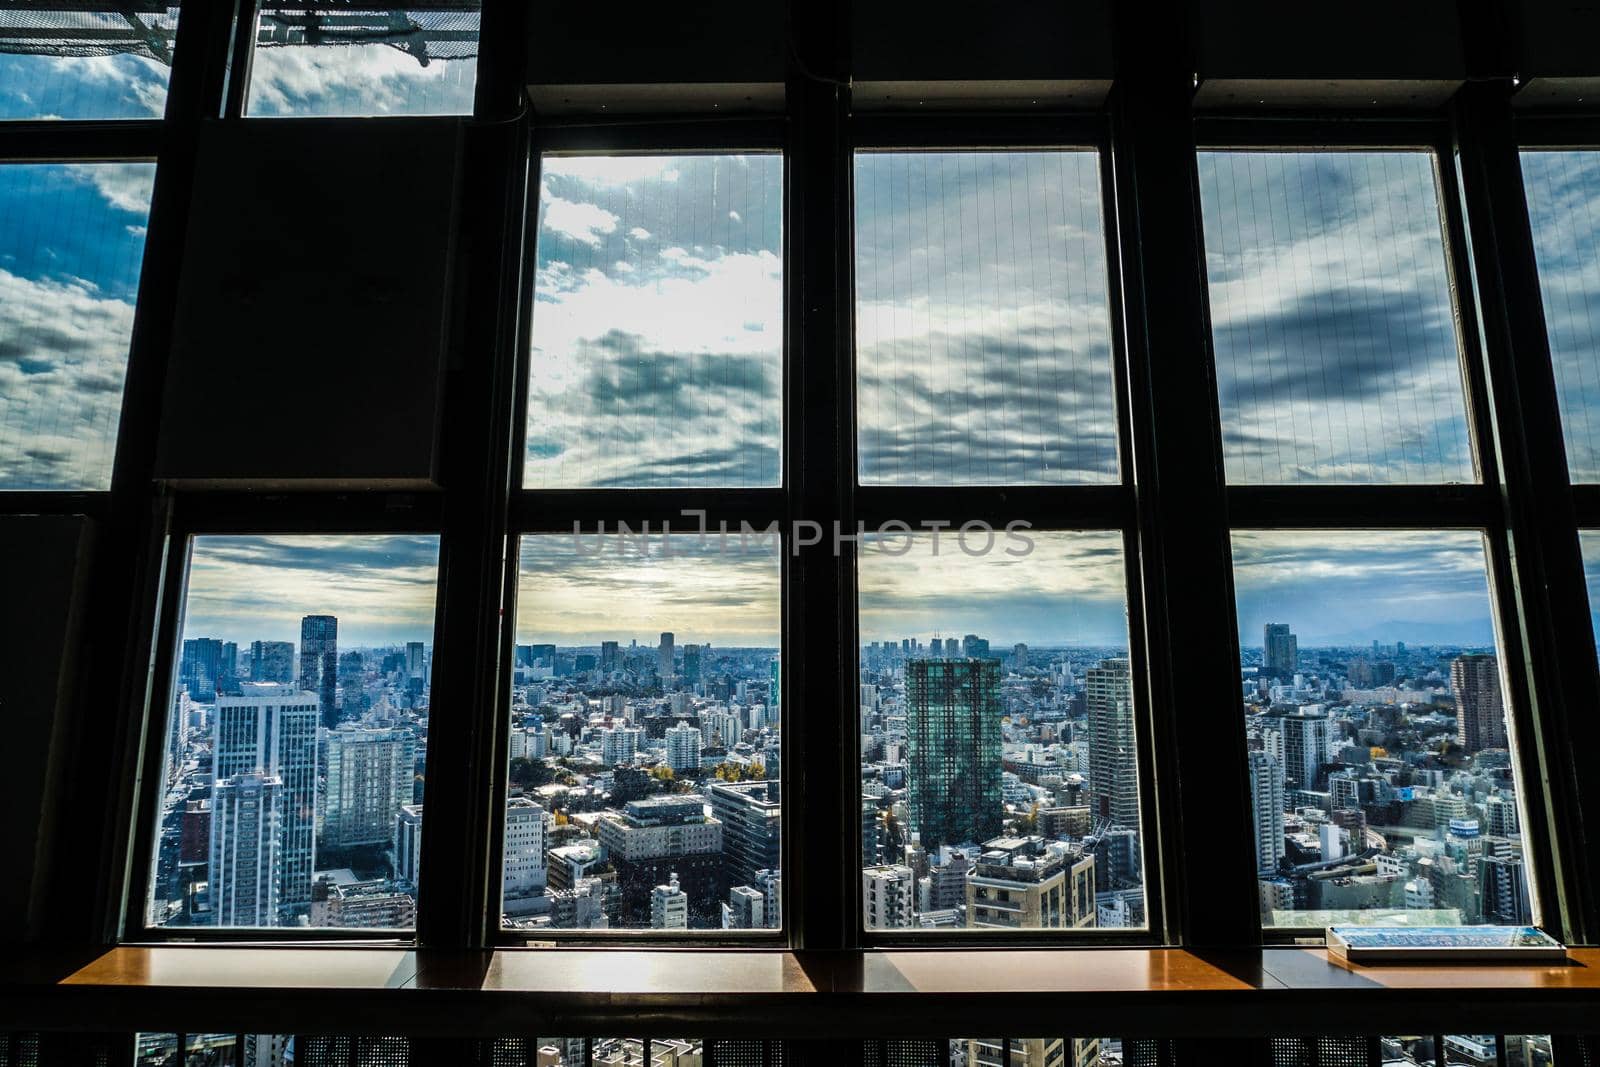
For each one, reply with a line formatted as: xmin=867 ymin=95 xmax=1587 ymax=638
xmin=0 ymin=162 xmax=153 ymax=489
xmin=524 ymin=153 xmax=784 ymax=488
xmin=1232 ymin=529 xmax=1499 ymax=649
xmin=1523 ymin=150 xmax=1600 ymax=481
xmin=1198 ymin=150 xmax=1476 ymax=485
xmin=181 ymin=535 xmax=441 ymax=649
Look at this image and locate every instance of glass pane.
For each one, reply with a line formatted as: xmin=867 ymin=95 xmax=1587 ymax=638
xmin=147 ymin=534 xmax=441 ymax=931
xmin=858 ymin=530 xmax=1146 ymax=933
xmin=1233 ymin=530 xmax=1536 ymax=928
xmin=854 ymin=151 xmax=1118 ymax=486
xmin=524 ymin=153 xmax=783 ymax=489
xmin=245 ymin=4 xmax=480 ymax=117
xmin=0 ymin=4 xmax=177 ymax=119
xmin=1199 ymin=151 xmax=1475 ymax=484
xmin=0 ymin=162 xmax=154 ymax=489
xmin=1523 ymin=150 xmax=1600 ymax=482
xmin=1583 ymin=531 xmax=1600 ymax=646
xmin=505 ymin=530 xmax=781 ymax=932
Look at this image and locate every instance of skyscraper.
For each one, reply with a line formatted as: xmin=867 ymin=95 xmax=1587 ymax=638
xmin=504 ymin=796 xmax=551 ymax=905
xmin=249 ymin=640 xmax=295 ymax=684
xmin=214 ymin=683 xmax=319 ymax=918
xmin=208 ymin=772 xmax=283 ymax=927
xmin=905 ymin=658 xmax=1002 ymax=848
xmin=322 ymin=726 xmax=418 ymax=849
xmin=1276 ymin=709 xmax=1329 ymax=793
xmin=1248 ymin=750 xmax=1286 ymax=874
xmin=1086 ymin=658 xmax=1139 ymax=830
xmin=707 ymin=779 xmax=781 ymax=888
xmin=665 ymin=722 xmax=703 ymax=772
xmin=299 ymin=615 xmax=339 ymax=729
xmin=658 ymin=631 xmax=675 ymax=681
xmin=601 ymin=640 xmax=619 ymax=671
xmin=682 ymin=644 xmax=701 ymax=685
xmin=1263 ymin=623 xmax=1298 ymax=679
xmin=180 ymin=637 xmax=223 ymax=701
xmin=1452 ymin=653 xmax=1507 ymax=754
xmin=405 ymin=641 xmax=426 ymax=680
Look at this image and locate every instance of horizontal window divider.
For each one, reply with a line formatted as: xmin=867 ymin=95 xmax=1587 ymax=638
xmin=512 ymin=488 xmax=787 ymax=534
xmin=495 ymin=931 xmax=789 ymax=949
xmin=849 ymin=113 xmax=1107 ymax=150
xmin=0 ymin=491 xmax=114 ymax=519
xmin=164 ymin=490 xmax=446 ymax=532
xmin=1569 ymin=484 xmax=1600 ymax=526
xmin=862 ymin=928 xmax=1166 ymax=950
xmin=853 ymin=484 xmax=1134 ymax=529
xmin=0 ymin=122 xmax=163 ymax=161
xmin=1193 ymin=114 xmax=1451 ymax=149
xmin=533 ymin=118 xmax=788 ymax=154
xmin=1225 ymin=484 xmax=1497 ymax=528
xmin=1513 ymin=113 xmax=1600 ymax=148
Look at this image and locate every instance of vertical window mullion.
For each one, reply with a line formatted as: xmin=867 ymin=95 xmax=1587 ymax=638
xmin=1109 ymin=18 xmax=1261 ymax=946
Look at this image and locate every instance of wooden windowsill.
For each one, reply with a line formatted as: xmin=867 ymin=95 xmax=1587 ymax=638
xmin=1 ymin=946 xmax=1597 ymax=1036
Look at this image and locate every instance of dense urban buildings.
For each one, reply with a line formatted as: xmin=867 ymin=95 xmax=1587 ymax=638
xmin=1243 ymin=624 xmax=1534 ymax=927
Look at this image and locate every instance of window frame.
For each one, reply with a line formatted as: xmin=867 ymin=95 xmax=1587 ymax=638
xmin=1192 ymin=114 xmax=1567 ymax=942
xmin=845 ymin=114 xmax=1173 ymax=947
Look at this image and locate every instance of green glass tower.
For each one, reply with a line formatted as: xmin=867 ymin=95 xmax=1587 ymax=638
xmin=906 ymin=658 xmax=1003 ymax=849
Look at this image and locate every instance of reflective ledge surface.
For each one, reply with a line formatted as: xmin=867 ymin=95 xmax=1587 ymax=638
xmin=1 ymin=947 xmax=1597 ymax=1037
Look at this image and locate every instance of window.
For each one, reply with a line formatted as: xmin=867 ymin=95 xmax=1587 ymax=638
xmin=504 ymin=532 xmax=781 ymax=932
xmin=1232 ymin=530 xmax=1536 ymax=928
xmin=854 ymin=150 xmax=1117 ymax=486
xmin=524 ymin=153 xmax=783 ymax=489
xmin=1521 ymin=150 xmax=1600 ymax=482
xmin=0 ymin=5 xmax=179 ymax=120
xmin=858 ymin=531 xmax=1146 ymax=932
xmin=244 ymin=3 xmax=481 ymax=117
xmin=852 ymin=138 xmax=1144 ymax=939
xmin=145 ymin=534 xmax=441 ymax=932
xmin=1198 ymin=151 xmax=1474 ymax=484
xmin=0 ymin=161 xmax=154 ymax=489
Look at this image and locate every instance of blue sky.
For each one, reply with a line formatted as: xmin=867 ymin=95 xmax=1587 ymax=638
xmin=0 ymin=163 xmax=153 ymax=489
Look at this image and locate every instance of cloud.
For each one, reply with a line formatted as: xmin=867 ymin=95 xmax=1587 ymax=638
xmin=540 ymin=196 xmax=619 ymax=247
xmin=182 ymin=535 xmax=441 ymax=647
xmin=246 ymin=43 xmax=476 ymax=117
xmin=0 ymin=52 xmax=170 ymax=120
xmin=70 ymin=163 xmax=157 ymax=214
xmin=858 ymin=530 xmax=1129 ymax=646
xmin=1231 ymin=530 xmax=1496 ymax=647
xmin=1199 ymin=150 xmax=1474 ymax=484
xmin=516 ymin=533 xmax=779 ymax=646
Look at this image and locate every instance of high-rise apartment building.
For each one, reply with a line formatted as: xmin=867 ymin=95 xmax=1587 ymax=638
xmin=180 ymin=637 xmax=224 ymax=702
xmin=1263 ymin=623 xmax=1298 ymax=679
xmin=862 ymin=864 xmax=915 ymax=929
xmin=650 ymin=872 xmax=688 ymax=929
xmin=503 ymin=796 xmax=551 ymax=904
xmin=298 ymin=614 xmax=339 ymax=728
xmin=965 ymin=835 xmax=1096 ymax=930
xmin=322 ymin=726 xmax=418 ymax=849
xmin=208 ymin=772 xmax=283 ymax=927
xmin=658 ymin=631 xmax=675 ymax=680
xmin=214 ymin=683 xmax=319 ymax=918
xmin=665 ymin=722 xmax=703 ymax=773
xmin=905 ymin=659 xmax=1002 ymax=849
xmin=595 ymin=795 xmax=723 ymax=924
xmin=248 ymin=640 xmax=295 ymax=685
xmin=405 ymin=641 xmax=426 ymax=680
xmin=394 ymin=804 xmax=423 ymax=886
xmin=706 ymin=779 xmax=781 ymax=887
xmin=1248 ymin=750 xmax=1286 ymax=874
xmin=1085 ymin=658 xmax=1139 ymax=830
xmin=1273 ymin=709 xmax=1329 ymax=793
xmin=1452 ymin=653 xmax=1507 ymax=754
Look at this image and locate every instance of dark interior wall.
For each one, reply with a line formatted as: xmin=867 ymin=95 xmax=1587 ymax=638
xmin=0 ymin=517 xmax=93 ymax=942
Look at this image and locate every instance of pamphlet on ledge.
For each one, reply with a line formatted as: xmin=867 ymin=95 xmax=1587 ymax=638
xmin=1326 ymin=925 xmax=1567 ymax=964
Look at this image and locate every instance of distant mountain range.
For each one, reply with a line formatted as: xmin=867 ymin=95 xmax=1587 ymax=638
xmin=1248 ymin=617 xmax=1498 ymax=649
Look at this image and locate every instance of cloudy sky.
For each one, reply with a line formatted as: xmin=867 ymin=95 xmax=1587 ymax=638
xmin=525 ymin=153 xmax=784 ymax=488
xmin=517 ymin=533 xmax=781 ymax=647
xmin=1199 ymin=150 xmax=1477 ymax=485
xmin=0 ymin=162 xmax=152 ymax=489
xmin=1232 ymin=529 xmax=1499 ymax=648
xmin=1523 ymin=150 xmax=1600 ymax=482
xmin=855 ymin=150 xmax=1118 ymax=485
xmin=181 ymin=535 xmax=441 ymax=648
